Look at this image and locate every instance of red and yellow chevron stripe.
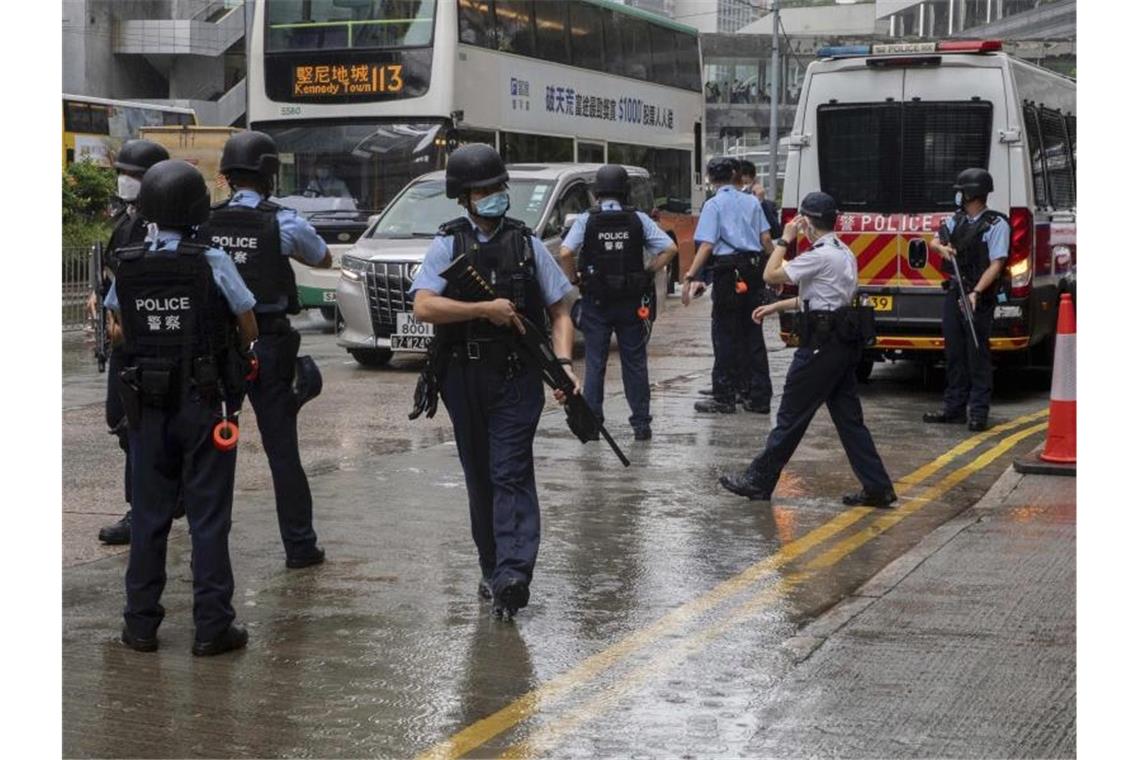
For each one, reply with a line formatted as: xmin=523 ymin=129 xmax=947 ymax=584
xmin=834 ymin=212 xmax=954 ymax=288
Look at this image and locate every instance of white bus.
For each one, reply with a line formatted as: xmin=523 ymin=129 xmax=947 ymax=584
xmin=247 ymin=0 xmax=705 ymax=310
xmin=63 ymin=94 xmax=196 ymax=168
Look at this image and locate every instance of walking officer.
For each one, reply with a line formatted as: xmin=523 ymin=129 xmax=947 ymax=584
xmin=197 ymin=130 xmax=333 ymax=569
xmin=410 ymin=143 xmax=575 ymax=619
xmin=93 ymin=139 xmax=170 ymax=545
xmin=105 ymin=159 xmax=258 ymax=655
xmin=682 ymin=156 xmax=774 ymax=414
xmin=719 ymin=192 xmax=897 ymax=508
xmin=558 ymin=164 xmax=677 ymax=441
xmin=924 ymin=168 xmax=1009 ymax=431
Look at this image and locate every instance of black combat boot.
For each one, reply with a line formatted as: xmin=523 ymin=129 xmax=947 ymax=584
xmin=718 ymin=472 xmax=772 ymax=501
xmin=922 ymin=411 xmax=966 ymax=424
xmin=192 ymin=624 xmax=249 ymax=657
xmin=842 ymin=488 xmax=898 ymax=508
xmin=492 ymin=579 xmax=530 ymax=620
xmin=98 ymin=511 xmax=132 ymax=545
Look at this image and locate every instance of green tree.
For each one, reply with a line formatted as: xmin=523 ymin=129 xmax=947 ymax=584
xmin=62 ymin=160 xmax=116 ymax=249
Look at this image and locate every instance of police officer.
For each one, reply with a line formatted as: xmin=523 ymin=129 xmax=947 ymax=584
xmin=719 ymin=192 xmax=897 ymax=508
xmin=410 ymin=144 xmax=575 ymax=619
xmin=682 ymin=156 xmax=774 ymax=414
xmin=105 ymin=159 xmax=258 ymax=654
xmin=197 ymin=130 xmax=333 ymax=569
xmin=925 ymin=168 xmax=1009 ymax=431
xmin=558 ymin=164 xmax=677 ymax=441
xmin=94 ymin=139 xmax=171 ymax=545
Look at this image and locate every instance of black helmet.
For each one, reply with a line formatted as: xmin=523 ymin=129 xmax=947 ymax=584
xmin=953 ymin=168 xmax=994 ymax=198
xmin=114 ymin=139 xmax=169 ymax=174
xmin=594 ymin=164 xmax=630 ymax=200
xmin=445 ymin=143 xmax=509 ymax=199
xmin=707 ymin=156 xmax=735 ymax=182
xmin=138 ymin=160 xmax=211 ymax=228
xmin=220 ymin=130 xmax=280 ymax=177
xmin=799 ymin=191 xmax=839 ymax=227
xmin=292 ymin=355 xmax=323 ymax=410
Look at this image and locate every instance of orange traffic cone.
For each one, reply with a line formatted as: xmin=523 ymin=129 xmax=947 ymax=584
xmin=1040 ymin=293 xmax=1076 ymax=463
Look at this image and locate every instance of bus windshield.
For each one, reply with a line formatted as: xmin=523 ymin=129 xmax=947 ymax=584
xmin=369 ymin=178 xmax=553 ymax=238
xmin=267 ymin=0 xmax=436 ymax=51
xmin=257 ymin=120 xmax=446 ymax=211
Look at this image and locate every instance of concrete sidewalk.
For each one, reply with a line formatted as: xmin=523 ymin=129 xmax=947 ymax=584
xmin=749 ymin=467 xmax=1076 ymax=758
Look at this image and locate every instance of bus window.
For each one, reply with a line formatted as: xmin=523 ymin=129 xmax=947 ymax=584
xmin=533 ymin=0 xmax=569 ymax=65
xmin=89 ymin=105 xmax=111 ymax=135
xmin=1038 ymin=107 xmax=1075 ymax=209
xmin=267 ymin=0 xmax=437 ymax=51
xmin=599 ymin=7 xmax=625 ymax=75
xmin=675 ymin=32 xmax=701 ymax=92
xmin=619 ymin=14 xmax=651 ymax=80
xmin=569 ymin=1 xmax=604 ymax=72
xmin=501 ymin=131 xmax=573 ymax=163
xmin=650 ymin=24 xmax=676 ymax=86
xmin=65 ymin=101 xmax=92 ymax=133
xmin=494 ymin=0 xmax=535 ymax=57
xmin=1023 ymin=103 xmax=1048 ymax=209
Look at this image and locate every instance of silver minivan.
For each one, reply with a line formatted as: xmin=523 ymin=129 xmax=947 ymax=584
xmin=335 ymin=163 xmax=660 ymax=366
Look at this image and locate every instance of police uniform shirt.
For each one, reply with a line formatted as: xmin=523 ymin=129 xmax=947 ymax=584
xmin=409 ymin=216 xmax=573 ymax=306
xmin=105 ymin=230 xmax=257 ymax=316
xmin=560 ymin=200 xmax=674 ymax=262
xmin=694 ymin=185 xmax=770 ymax=256
xmin=228 ymin=189 xmax=329 ymax=312
xmin=783 ymin=233 xmax=858 ymax=311
xmin=944 ymin=209 xmax=1011 ymax=261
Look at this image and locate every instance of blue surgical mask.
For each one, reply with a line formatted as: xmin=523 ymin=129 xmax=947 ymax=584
xmin=954 ymin=191 xmax=964 ymax=208
xmin=473 ymin=190 xmax=510 ymax=218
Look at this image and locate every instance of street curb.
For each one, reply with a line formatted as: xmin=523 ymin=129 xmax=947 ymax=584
xmin=781 ymin=465 xmax=1025 ymax=664
xmin=1013 ymin=443 xmax=1076 ymax=477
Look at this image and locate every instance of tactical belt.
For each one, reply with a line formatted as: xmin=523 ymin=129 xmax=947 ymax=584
xmin=711 ymin=251 xmax=764 ymax=270
xmin=447 ymin=339 xmax=518 ymax=366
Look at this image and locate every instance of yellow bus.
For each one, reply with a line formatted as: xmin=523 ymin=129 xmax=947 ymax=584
xmin=63 ymin=94 xmax=197 ymax=168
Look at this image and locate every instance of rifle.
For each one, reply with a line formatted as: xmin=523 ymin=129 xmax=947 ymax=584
xmin=439 ymin=254 xmax=631 ymax=467
xmin=937 ymin=225 xmax=980 ymax=351
xmin=89 ymin=241 xmax=108 ymax=372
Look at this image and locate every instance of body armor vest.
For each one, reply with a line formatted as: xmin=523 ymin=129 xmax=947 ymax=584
xmin=198 ymin=199 xmax=300 ymax=313
xmin=943 ymin=209 xmax=1009 ymax=297
xmin=439 ymin=216 xmax=546 ymax=345
xmin=578 ymin=206 xmax=649 ymax=302
xmin=114 ymin=241 xmax=234 ymax=371
xmin=106 ymin=208 xmax=149 ymax=276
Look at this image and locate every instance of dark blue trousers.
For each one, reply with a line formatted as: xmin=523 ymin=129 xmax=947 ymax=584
xmin=746 ymin=340 xmax=893 ymax=495
xmin=125 ymin=389 xmax=237 ymax=642
xmin=441 ymin=359 xmax=544 ymax=594
xmin=580 ymin=297 xmax=652 ymax=430
xmin=106 ymin=347 xmax=131 ymax=505
xmin=941 ymin=291 xmax=995 ymax=420
xmin=711 ymin=287 xmax=772 ymax=406
xmin=249 ymin=326 xmax=318 ymax=559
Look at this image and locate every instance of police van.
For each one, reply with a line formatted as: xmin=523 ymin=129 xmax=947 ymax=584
xmin=778 ymin=40 xmax=1076 ymax=378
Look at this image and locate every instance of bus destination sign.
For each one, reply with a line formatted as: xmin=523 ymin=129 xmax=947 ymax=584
xmin=293 ymin=63 xmax=404 ymax=98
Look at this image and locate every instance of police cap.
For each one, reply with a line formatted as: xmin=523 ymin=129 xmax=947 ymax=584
xmin=593 ymin=164 xmax=630 ymax=199
xmin=220 ymin=130 xmax=280 ymax=177
xmin=114 ymin=139 xmax=170 ymax=174
xmin=445 ymin=143 xmax=509 ymax=199
xmin=953 ymin=167 xmax=994 ymax=198
xmin=799 ymin=191 xmax=839 ymax=226
xmin=138 ymin=160 xmax=211 ymax=228
xmin=292 ymin=355 xmax=324 ymax=410
xmin=707 ymin=156 xmax=735 ymax=182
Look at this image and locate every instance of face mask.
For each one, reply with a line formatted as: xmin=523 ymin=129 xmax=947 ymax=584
xmin=473 ymin=190 xmax=510 ymax=218
xmin=117 ymin=175 xmax=141 ymax=202
xmin=954 ymin=191 xmax=964 ymax=209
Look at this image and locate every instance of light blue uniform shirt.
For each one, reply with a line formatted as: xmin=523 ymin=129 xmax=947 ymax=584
xmin=409 ymin=216 xmax=573 ymax=306
xmin=694 ymin=184 xmax=770 ymax=256
xmin=560 ymin=199 xmax=674 ymax=256
xmin=227 ymin=189 xmax=329 ymax=313
xmin=945 ymin=209 xmax=1010 ymax=261
xmin=105 ymin=230 xmax=256 ymax=315
xmin=783 ymin=233 xmax=859 ymax=311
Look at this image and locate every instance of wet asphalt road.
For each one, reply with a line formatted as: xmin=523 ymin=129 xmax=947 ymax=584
xmin=62 ymin=295 xmax=1052 ymax=757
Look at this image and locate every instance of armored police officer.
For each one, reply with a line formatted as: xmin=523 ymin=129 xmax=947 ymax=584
xmin=410 ymin=144 xmax=575 ymax=619
xmin=719 ymin=192 xmax=897 ymax=508
xmin=558 ymin=164 xmax=677 ymax=441
xmin=198 ymin=130 xmax=333 ymax=569
xmin=682 ymin=156 xmax=774 ymax=414
xmin=93 ymin=139 xmax=171 ymax=546
xmin=925 ymin=168 xmax=1009 ymax=431
xmin=105 ymin=159 xmax=258 ymax=655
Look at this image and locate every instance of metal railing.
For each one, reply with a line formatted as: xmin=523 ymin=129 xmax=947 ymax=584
xmin=62 ymin=246 xmax=94 ymax=332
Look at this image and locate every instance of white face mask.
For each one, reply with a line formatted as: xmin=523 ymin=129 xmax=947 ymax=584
xmin=117 ymin=175 xmax=142 ymax=202
xmin=954 ymin=191 xmax=964 ymax=209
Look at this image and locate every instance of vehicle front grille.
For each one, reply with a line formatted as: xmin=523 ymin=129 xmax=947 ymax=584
xmin=364 ymin=261 xmax=416 ymax=338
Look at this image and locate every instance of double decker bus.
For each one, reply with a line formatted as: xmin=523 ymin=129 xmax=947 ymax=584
xmin=62 ymin=94 xmax=197 ymax=168
xmin=248 ymin=0 xmax=704 ymax=310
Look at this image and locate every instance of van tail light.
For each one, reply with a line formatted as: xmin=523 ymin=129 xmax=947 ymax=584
xmin=779 ymin=207 xmax=800 ymax=295
xmin=1008 ymin=207 xmax=1033 ymax=299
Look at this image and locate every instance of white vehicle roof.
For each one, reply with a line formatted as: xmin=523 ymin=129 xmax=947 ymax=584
xmin=410 ymin=163 xmax=651 ymax=183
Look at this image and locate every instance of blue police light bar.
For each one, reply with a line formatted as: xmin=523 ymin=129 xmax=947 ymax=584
xmin=816 ymin=45 xmax=871 ymax=58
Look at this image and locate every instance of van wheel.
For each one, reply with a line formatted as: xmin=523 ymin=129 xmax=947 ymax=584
xmin=349 ymin=348 xmax=393 ymax=367
xmin=856 ymin=356 xmax=874 ymax=383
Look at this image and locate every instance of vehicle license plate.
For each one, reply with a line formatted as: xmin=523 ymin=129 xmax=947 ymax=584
xmin=391 ymin=312 xmax=434 ymax=352
xmin=867 ymin=295 xmax=893 ymax=311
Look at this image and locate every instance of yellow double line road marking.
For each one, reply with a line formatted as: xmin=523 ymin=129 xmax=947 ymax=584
xmin=419 ymin=408 xmax=1049 ymax=760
